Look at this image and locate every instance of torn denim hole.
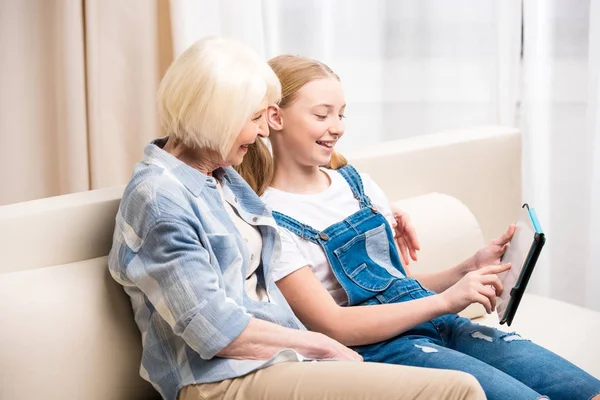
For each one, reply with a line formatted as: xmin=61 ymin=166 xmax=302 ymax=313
xmin=414 ymin=344 xmax=438 ymax=353
xmin=471 ymin=331 xmax=494 ymax=342
xmin=501 ymin=332 xmax=528 ymax=342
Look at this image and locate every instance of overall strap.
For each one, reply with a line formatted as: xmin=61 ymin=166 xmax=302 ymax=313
xmin=271 ymin=210 xmax=322 ymax=244
xmin=337 ymin=165 xmax=374 ymax=209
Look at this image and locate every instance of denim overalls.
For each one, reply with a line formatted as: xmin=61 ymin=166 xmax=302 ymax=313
xmin=272 ymin=165 xmax=600 ymax=400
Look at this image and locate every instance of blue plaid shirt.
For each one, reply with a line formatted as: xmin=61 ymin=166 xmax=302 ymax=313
xmin=108 ymin=138 xmax=306 ymax=400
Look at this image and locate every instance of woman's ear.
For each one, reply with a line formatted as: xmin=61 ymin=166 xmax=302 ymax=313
xmin=266 ymin=104 xmax=284 ymax=131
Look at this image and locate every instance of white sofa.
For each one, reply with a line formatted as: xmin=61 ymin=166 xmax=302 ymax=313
xmin=1 ymin=126 xmax=598 ymax=400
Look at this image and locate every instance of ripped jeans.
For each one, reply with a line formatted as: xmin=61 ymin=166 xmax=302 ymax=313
xmin=354 ymin=280 xmax=600 ymax=400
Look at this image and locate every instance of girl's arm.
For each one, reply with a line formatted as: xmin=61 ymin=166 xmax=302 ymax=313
xmin=276 ymin=263 xmax=509 ymax=347
xmin=402 ymin=225 xmax=516 ymax=293
xmin=410 ymin=259 xmax=475 ymax=293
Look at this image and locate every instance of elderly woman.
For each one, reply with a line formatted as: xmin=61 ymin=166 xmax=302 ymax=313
xmin=108 ymin=37 xmax=485 ymax=400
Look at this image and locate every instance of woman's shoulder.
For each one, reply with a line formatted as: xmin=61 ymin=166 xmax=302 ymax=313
xmin=120 ymin=162 xmax=197 ymax=228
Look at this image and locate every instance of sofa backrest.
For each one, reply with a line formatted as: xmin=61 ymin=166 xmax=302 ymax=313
xmin=346 ymin=126 xmax=521 ymax=243
xmin=0 ymin=186 xmax=159 ymax=400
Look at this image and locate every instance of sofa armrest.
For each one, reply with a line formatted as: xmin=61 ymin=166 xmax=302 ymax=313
xmin=346 ymin=126 xmax=522 ymax=242
xmin=392 ymin=193 xmax=486 ymax=319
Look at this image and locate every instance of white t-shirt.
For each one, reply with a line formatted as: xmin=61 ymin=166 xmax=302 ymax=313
xmin=217 ymin=182 xmax=267 ymax=302
xmin=261 ymin=168 xmax=394 ymax=305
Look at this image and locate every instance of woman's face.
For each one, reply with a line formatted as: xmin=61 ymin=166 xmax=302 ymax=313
xmin=225 ymin=97 xmax=269 ymax=166
xmin=275 ymin=78 xmax=346 ymax=167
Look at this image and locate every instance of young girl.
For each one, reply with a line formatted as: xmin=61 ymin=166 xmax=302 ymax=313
xmin=237 ymin=55 xmax=600 ymax=400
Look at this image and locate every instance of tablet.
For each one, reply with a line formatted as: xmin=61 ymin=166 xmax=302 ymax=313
xmin=497 ymin=204 xmax=546 ymax=326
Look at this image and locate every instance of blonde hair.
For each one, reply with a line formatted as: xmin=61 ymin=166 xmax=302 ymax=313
xmin=158 ymin=36 xmax=281 ymax=158
xmin=236 ymin=55 xmax=348 ymax=195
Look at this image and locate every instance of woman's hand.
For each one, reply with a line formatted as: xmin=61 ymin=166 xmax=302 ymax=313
xmin=471 ymin=224 xmax=516 ymax=270
xmin=440 ymin=263 xmax=511 ymax=314
xmin=305 ymin=331 xmax=364 ymax=361
xmin=217 ymin=318 xmax=363 ymax=362
xmin=390 ymin=204 xmax=420 ymax=266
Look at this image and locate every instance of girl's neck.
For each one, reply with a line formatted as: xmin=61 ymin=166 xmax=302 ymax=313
xmin=270 ymin=156 xmax=330 ymax=194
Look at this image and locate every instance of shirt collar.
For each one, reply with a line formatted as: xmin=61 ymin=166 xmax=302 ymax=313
xmin=143 ymin=137 xmax=224 ymax=197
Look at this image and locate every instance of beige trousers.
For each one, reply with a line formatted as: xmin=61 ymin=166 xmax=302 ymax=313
xmin=179 ymin=361 xmax=485 ymax=400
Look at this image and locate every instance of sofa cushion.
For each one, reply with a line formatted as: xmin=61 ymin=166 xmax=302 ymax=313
xmin=0 ymin=257 xmax=158 ymax=400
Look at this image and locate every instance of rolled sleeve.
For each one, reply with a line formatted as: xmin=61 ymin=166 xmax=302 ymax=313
xmin=125 ymin=219 xmax=252 ymax=359
xmin=179 ymin=290 xmax=252 ymax=359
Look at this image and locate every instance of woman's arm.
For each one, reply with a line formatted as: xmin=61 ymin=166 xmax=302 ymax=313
xmin=121 ymin=218 xmax=360 ymax=361
xmin=216 ymin=318 xmax=361 ymax=361
xmin=276 ymin=264 xmax=509 ymax=347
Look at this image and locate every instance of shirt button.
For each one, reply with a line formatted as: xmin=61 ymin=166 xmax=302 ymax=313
xmin=244 ymin=238 xmax=249 ymax=242
xmin=234 ymin=197 xmax=238 ymax=203
xmin=250 ymin=254 xmax=254 ymax=261
xmin=252 ymin=217 xmax=258 ymax=223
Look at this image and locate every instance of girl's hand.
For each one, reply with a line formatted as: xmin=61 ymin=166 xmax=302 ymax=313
xmin=471 ymin=224 xmax=516 ymax=270
xmin=440 ymin=263 xmax=511 ymax=314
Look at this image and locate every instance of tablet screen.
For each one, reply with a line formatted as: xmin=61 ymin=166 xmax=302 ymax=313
xmin=497 ymin=207 xmax=536 ymax=319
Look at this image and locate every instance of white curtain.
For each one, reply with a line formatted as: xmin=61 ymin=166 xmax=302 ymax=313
xmin=521 ymin=0 xmax=600 ymax=311
xmin=170 ymin=0 xmax=519 ymax=150
xmin=170 ymin=0 xmax=600 ymax=311
xmin=0 ymin=0 xmax=172 ymax=206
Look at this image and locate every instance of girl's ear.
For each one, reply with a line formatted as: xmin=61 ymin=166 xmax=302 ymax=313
xmin=266 ymin=104 xmax=284 ymax=131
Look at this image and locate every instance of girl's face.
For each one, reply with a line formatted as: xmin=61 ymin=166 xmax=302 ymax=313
xmin=225 ymin=97 xmax=269 ymax=166
xmin=274 ymin=78 xmax=346 ymax=167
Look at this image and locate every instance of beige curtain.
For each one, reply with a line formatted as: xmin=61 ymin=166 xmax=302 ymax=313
xmin=0 ymin=0 xmax=173 ymax=206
